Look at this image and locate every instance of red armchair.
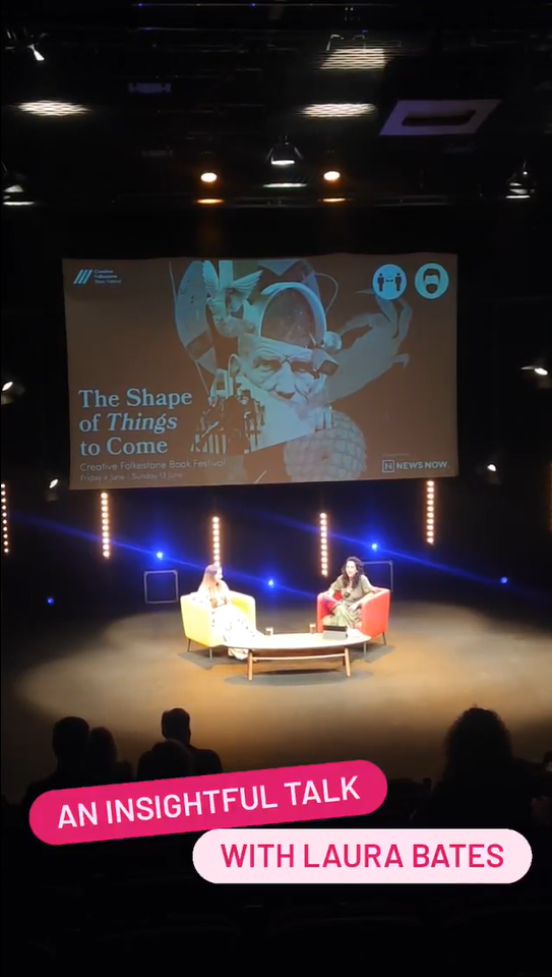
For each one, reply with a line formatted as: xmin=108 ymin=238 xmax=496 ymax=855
xmin=316 ymin=588 xmax=390 ymax=645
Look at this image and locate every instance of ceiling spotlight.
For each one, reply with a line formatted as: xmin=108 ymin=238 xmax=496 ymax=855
xmin=321 ymin=197 xmax=346 ymax=203
xmin=521 ymin=360 xmax=550 ymax=388
xmin=323 ymin=170 xmax=341 ymax=182
xmin=303 ymin=103 xmax=375 ymax=118
xmin=196 ymin=198 xmax=223 ymax=205
xmin=269 ymin=138 xmax=299 ymax=167
xmin=200 ymin=171 xmax=218 ymax=184
xmin=1 ymin=379 xmax=24 ymax=405
xmin=322 ymin=37 xmax=387 ymax=71
xmin=30 ymin=44 xmax=45 ymax=62
xmin=522 ymin=364 xmax=548 ymax=377
xmin=264 ymin=182 xmax=307 ymax=189
xmin=46 ymin=476 xmax=63 ymax=502
xmin=3 ymin=200 xmax=34 ymax=206
xmin=5 ymin=184 xmax=23 ymax=193
xmin=18 ymin=100 xmax=89 ymax=117
xmin=507 ymin=162 xmax=534 ymax=200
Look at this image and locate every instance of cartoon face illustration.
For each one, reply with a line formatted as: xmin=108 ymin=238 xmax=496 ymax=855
xmin=229 ymin=335 xmax=331 ymax=406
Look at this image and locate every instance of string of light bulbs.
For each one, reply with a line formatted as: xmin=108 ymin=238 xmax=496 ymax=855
xmin=100 ymin=492 xmax=110 ymax=558
xmin=319 ymin=512 xmax=329 ymax=576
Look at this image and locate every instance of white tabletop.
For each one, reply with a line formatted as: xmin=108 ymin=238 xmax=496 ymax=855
xmin=226 ymin=629 xmax=370 ymax=653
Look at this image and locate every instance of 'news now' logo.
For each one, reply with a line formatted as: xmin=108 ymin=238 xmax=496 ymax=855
xmin=382 ymin=459 xmax=449 ymax=473
xmin=73 ymin=269 xmax=122 ymax=286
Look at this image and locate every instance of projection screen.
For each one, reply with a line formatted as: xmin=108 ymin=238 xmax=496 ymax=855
xmin=63 ymin=254 xmax=458 ymax=489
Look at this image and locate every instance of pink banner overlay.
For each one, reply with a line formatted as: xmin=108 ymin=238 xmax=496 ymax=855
xmin=193 ymin=829 xmax=533 ymax=885
xmin=29 ymin=760 xmax=387 ymax=846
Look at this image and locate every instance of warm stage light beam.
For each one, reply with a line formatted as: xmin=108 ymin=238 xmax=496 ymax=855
xmin=211 ymin=516 xmax=221 ymax=566
xmin=1 ymin=483 xmax=9 ymax=555
xmin=100 ymin=492 xmax=110 ymax=558
xmin=425 ymin=480 xmax=435 ymax=545
xmin=319 ymin=511 xmax=329 ymax=576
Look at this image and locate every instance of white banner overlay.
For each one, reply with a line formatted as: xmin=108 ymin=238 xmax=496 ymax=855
xmin=193 ymin=828 xmax=532 ymax=884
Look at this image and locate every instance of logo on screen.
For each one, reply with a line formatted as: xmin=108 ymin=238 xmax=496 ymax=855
xmin=73 ymin=269 xmax=122 ymax=286
xmin=414 ymin=263 xmax=449 ymax=299
xmin=372 ymin=264 xmax=407 ymax=301
xmin=382 ymin=460 xmax=396 ymax=473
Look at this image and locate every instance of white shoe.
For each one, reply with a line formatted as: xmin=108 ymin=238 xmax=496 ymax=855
xmin=228 ymin=648 xmax=248 ymax=661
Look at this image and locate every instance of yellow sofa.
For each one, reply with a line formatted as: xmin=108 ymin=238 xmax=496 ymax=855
xmin=180 ymin=591 xmax=257 ymax=659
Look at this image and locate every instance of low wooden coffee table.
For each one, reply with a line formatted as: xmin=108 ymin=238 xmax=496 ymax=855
xmin=236 ymin=630 xmax=370 ymax=681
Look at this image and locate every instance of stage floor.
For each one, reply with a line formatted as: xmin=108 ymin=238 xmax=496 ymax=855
xmin=2 ymin=599 xmax=551 ymax=801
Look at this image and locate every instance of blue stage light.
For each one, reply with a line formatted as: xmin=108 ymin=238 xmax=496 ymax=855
xmin=156 ymin=551 xmax=164 ymax=560
xmin=47 ymin=597 xmax=55 ymax=605
xmin=371 ymin=543 xmax=379 ymax=551
xmin=500 ymin=576 xmax=509 ymax=584
xmin=267 ymin=579 xmax=275 ymax=587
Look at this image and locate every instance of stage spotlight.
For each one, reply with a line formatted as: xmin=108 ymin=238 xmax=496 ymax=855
xmin=478 ymin=457 xmax=501 ymax=486
xmin=323 ymin=169 xmax=341 ymax=182
xmin=1 ymin=483 xmax=9 ymax=555
xmin=267 ymin=579 xmax=275 ymax=587
xmin=319 ymin=512 xmax=329 ymax=577
xmin=269 ymin=138 xmax=299 ymax=167
xmin=200 ymin=171 xmax=218 ymax=184
xmin=100 ymin=491 xmax=110 ymax=559
xmin=156 ymin=551 xmax=164 ymax=560
xmin=47 ymin=597 xmax=55 ymax=605
xmin=196 ymin=198 xmax=223 ymax=205
xmin=46 ymin=476 xmax=64 ymax=502
xmin=211 ymin=516 xmax=221 ymax=566
xmin=521 ymin=360 xmax=550 ymax=389
xmin=425 ymin=480 xmax=435 ymax=545
xmin=500 ymin=577 xmax=509 ymax=585
xmin=321 ymin=38 xmax=387 ymax=71
xmin=264 ymin=182 xmax=307 ymax=189
xmin=2 ymin=379 xmax=24 ymax=406
xmin=19 ymin=100 xmax=89 ymax=117
xmin=303 ymin=103 xmax=374 ymax=118
xmin=370 ymin=542 xmax=379 ymax=551
xmin=30 ymin=44 xmax=45 ymax=62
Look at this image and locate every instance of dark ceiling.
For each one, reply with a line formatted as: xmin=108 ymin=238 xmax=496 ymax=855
xmin=2 ymin=1 xmax=551 ymax=211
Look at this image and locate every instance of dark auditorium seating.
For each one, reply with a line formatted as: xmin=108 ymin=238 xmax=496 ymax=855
xmin=94 ymin=919 xmax=243 ymax=965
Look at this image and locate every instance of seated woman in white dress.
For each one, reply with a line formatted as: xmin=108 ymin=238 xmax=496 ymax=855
xmin=195 ymin=564 xmax=260 ymax=661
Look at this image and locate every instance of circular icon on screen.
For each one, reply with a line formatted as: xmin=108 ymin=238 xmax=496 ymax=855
xmin=415 ymin=263 xmax=449 ymax=299
xmin=372 ymin=264 xmax=407 ymax=301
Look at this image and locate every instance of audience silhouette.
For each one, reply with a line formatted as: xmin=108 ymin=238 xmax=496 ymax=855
xmin=161 ymin=707 xmax=223 ymax=775
xmin=137 ymin=739 xmax=193 ymax=780
xmin=411 ymin=707 xmax=545 ymax=829
xmin=21 ymin=717 xmax=94 ymax=809
xmin=1 ymin=704 xmax=550 ymax=970
xmin=87 ymin=727 xmax=133 ymax=784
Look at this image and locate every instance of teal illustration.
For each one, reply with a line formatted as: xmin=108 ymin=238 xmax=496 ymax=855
xmin=372 ymin=264 xmax=407 ymax=301
xmin=415 ymin=263 xmax=449 ymax=299
xmin=171 ymin=257 xmax=413 ymax=482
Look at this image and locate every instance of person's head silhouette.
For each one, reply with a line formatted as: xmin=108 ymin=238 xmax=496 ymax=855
xmin=422 ymin=267 xmax=441 ymax=294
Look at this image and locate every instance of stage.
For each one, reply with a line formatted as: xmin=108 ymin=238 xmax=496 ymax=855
xmin=1 ymin=596 xmax=551 ymax=802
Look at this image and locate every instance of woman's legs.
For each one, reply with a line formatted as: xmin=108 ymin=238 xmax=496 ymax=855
xmin=323 ymin=604 xmax=357 ymax=628
xmin=223 ymin=605 xmax=258 ymax=660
